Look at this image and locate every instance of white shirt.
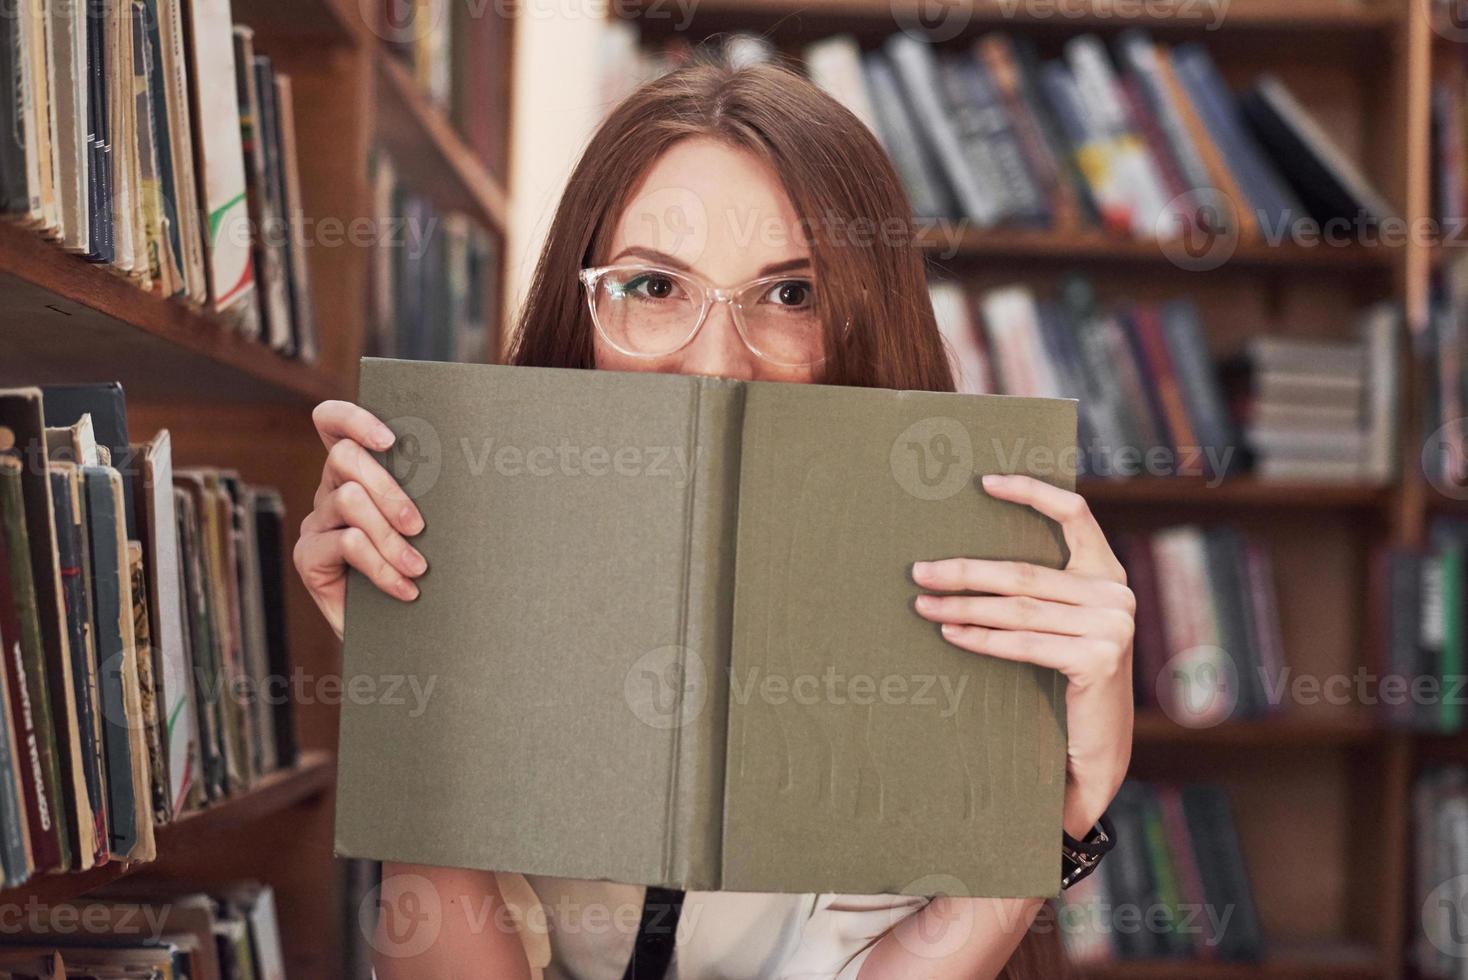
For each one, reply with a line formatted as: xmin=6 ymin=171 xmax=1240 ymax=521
xmin=501 ymin=874 xmax=930 ymax=980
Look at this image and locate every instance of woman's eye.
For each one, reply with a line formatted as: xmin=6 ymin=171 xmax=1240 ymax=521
xmin=627 ymin=274 xmax=681 ymax=300
xmin=763 ymin=280 xmax=814 ymax=308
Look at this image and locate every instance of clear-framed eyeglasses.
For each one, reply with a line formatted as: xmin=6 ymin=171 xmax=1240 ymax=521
xmin=578 ymin=264 xmax=826 ymax=368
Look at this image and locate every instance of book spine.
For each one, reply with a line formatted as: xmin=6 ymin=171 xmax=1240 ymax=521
xmin=0 ymin=644 xmax=33 ymax=885
xmin=860 ymin=52 xmax=954 ymax=222
xmin=666 ymin=380 xmax=746 ymax=890
xmin=0 ymin=461 xmax=64 ymax=871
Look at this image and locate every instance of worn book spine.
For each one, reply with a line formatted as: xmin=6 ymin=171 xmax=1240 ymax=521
xmin=0 ymin=457 xmax=65 ymax=872
xmin=129 ymin=541 xmax=170 ymax=824
xmin=173 ymin=483 xmax=225 ymax=801
xmin=664 ymin=379 xmax=745 ymax=890
xmin=48 ymin=463 xmax=109 ymax=865
xmin=82 ymin=466 xmax=138 ymax=856
xmin=0 ymin=645 xmax=34 ymax=885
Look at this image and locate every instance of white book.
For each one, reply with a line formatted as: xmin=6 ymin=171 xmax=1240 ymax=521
xmin=930 ymin=281 xmax=992 ymax=395
xmin=50 ymin=0 xmax=89 ymax=253
xmin=804 ymin=35 xmax=880 ymax=138
xmin=158 ymin=0 xmax=208 ymax=304
xmin=1360 ymin=301 xmax=1400 ymax=484
xmin=183 ymin=0 xmax=257 ymax=322
xmin=979 ymin=285 xmax=1063 ymax=399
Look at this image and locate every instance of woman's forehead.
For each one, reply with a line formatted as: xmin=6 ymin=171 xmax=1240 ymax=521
xmin=609 ymin=137 xmax=811 ymax=281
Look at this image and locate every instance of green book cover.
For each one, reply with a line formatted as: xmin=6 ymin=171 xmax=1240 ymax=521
xmin=336 ymin=360 xmax=1076 ymax=897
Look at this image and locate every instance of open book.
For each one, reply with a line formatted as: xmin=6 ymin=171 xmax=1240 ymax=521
xmin=335 ymin=359 xmax=1077 ymax=898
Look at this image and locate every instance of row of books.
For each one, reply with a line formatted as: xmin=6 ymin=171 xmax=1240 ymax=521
xmin=1117 ymin=525 xmax=1284 ymax=726
xmin=1229 ymin=320 xmax=1400 ymax=483
xmin=602 ymin=30 xmax=1397 ymax=240
xmin=0 ymin=1 xmax=318 ymax=360
xmin=1060 ymin=781 xmax=1263 ymax=963
xmin=378 ymin=0 xmax=512 ymax=181
xmin=0 ymin=383 xmax=296 ymax=888
xmin=368 ymin=147 xmax=500 ymax=364
xmin=932 ymin=276 xmax=1234 ymax=479
xmin=1415 ymin=768 xmax=1468 ymax=980
xmin=0 ymin=883 xmax=287 ymax=979
xmin=1378 ymin=520 xmax=1468 ymax=735
xmin=1426 ymin=252 xmax=1468 ymax=494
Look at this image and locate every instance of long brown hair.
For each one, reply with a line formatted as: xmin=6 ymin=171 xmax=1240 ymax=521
xmin=507 ymin=50 xmax=1072 ymax=980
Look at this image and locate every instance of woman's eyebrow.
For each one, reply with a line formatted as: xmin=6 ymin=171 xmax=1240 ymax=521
xmin=608 ymin=247 xmax=814 ymax=278
xmin=758 ymin=257 xmax=814 ymax=276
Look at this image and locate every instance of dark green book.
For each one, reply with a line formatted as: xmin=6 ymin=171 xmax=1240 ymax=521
xmin=337 ymin=360 xmax=1076 ymax=897
xmin=0 ymin=455 xmax=69 ymax=872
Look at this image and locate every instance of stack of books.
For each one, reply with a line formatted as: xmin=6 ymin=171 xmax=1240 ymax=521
xmin=1377 ymin=519 xmax=1468 ymax=735
xmin=367 ymin=148 xmax=500 ymax=364
xmin=1060 ymin=781 xmax=1263 ymax=964
xmin=933 ymin=275 xmax=1237 ymax=480
xmin=0 ymin=1 xmax=318 ymax=360
xmin=601 ymin=29 xmax=1398 ymax=241
xmin=1117 ymin=525 xmax=1285 ymax=725
xmin=0 ymin=384 xmax=296 ymax=888
xmin=1230 ymin=317 xmax=1399 ymax=483
xmin=1414 ymin=768 xmax=1468 ymax=979
xmin=0 ymin=884 xmax=288 ymax=978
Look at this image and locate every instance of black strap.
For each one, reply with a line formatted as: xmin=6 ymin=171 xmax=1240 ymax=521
xmin=622 ymin=887 xmax=684 ymax=980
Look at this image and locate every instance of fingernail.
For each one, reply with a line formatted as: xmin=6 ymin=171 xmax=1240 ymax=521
xmin=404 ymin=548 xmax=427 ymax=575
xmin=374 ymin=426 xmax=396 ymax=450
xmin=912 ymin=561 xmax=932 ymax=578
xmin=402 ymin=504 xmax=424 ymax=534
xmin=981 ymin=474 xmax=1004 ymax=489
xmin=941 ymin=623 xmax=961 ymax=636
xmin=398 ymin=580 xmax=419 ymax=600
xmin=914 ymin=594 xmax=936 ymax=612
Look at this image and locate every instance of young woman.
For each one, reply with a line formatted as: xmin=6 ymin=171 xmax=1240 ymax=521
xmin=295 ymin=55 xmax=1135 ymax=980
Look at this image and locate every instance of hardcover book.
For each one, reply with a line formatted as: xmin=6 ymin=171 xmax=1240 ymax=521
xmin=336 ymin=360 xmax=1076 ymax=897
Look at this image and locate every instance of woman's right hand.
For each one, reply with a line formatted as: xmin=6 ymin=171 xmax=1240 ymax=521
xmin=294 ymin=400 xmax=429 ymax=639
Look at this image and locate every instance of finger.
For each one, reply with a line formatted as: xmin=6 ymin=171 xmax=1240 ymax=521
xmin=938 ymin=623 xmax=1120 ymax=680
xmin=299 ymin=527 xmax=420 ymax=602
xmin=313 ymin=400 xmax=396 ymax=453
xmin=317 ymin=437 xmax=424 ymax=536
xmin=980 ymin=474 xmax=1122 ymax=580
xmin=911 ymin=558 xmax=1131 ymax=610
xmin=915 ymin=594 xmax=1131 ymax=641
xmin=302 ymin=481 xmax=428 ymax=580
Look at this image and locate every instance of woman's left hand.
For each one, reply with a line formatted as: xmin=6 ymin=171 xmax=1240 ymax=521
xmin=911 ymin=473 xmax=1135 ymax=838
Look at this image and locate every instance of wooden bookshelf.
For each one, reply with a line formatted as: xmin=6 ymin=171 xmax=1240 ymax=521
xmin=0 ymin=0 xmax=514 ymax=976
xmin=607 ymin=1 xmax=1452 ymax=978
xmin=0 ymin=751 xmax=333 ymax=910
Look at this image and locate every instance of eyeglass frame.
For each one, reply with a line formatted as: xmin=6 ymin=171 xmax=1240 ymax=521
xmin=578 ymin=263 xmax=828 ymax=368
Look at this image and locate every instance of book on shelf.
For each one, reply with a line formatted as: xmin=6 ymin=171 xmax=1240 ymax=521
xmin=1377 ymin=519 xmax=1468 ymax=735
xmin=1414 ymin=768 xmax=1468 ymax=979
xmin=337 ymin=359 xmax=1074 ymax=896
xmin=604 ymin=30 xmax=1400 ymax=245
xmin=367 ymin=147 xmax=500 ymax=364
xmin=0 ymin=0 xmax=319 ymax=363
xmin=933 ymin=275 xmax=1400 ymax=484
xmin=0 ymin=882 xmax=289 ymax=980
xmin=1117 ymin=524 xmax=1285 ymax=726
xmin=1061 ymin=781 xmax=1264 ymax=964
xmin=0 ymin=383 xmax=298 ymax=888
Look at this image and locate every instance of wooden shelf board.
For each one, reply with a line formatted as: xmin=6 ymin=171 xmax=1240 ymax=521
xmin=0 ymin=223 xmax=344 ymax=403
xmin=1077 ymin=943 xmax=1381 ymax=979
xmin=920 ymin=225 xmax=1393 ymax=272
xmin=1132 ymin=713 xmax=1381 ymax=748
xmin=228 ymin=0 xmax=362 ymax=43
xmin=1080 ymin=477 xmax=1392 ymax=510
xmin=0 ymin=750 xmax=334 ymax=909
xmin=626 ymin=0 xmax=1396 ymax=34
xmin=374 ymin=51 xmax=510 ymax=233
